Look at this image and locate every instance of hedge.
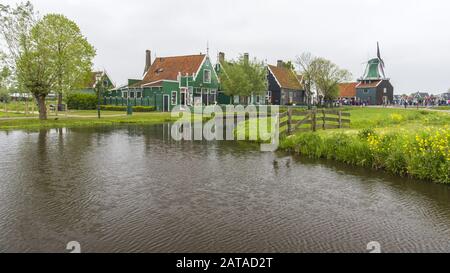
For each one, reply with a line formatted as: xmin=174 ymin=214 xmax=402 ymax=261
xmin=100 ymin=105 xmax=156 ymax=112
xmin=66 ymin=93 xmax=97 ymax=110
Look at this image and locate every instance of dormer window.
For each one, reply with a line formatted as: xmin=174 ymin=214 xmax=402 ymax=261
xmin=203 ymin=69 xmax=211 ymax=83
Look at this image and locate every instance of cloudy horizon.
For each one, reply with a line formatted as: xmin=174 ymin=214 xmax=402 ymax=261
xmin=3 ymin=0 xmax=450 ymax=94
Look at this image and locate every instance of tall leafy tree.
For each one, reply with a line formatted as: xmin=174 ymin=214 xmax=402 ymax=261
xmin=241 ymin=55 xmax=267 ymax=98
xmin=2 ymin=2 xmax=96 ymax=120
xmin=296 ymin=53 xmax=316 ymax=109
xmin=0 ymin=1 xmax=36 ymax=89
xmin=310 ymin=57 xmax=351 ymax=107
xmin=42 ymin=14 xmax=95 ymax=108
xmin=219 ymin=54 xmax=267 ymax=104
xmin=0 ymin=66 xmax=11 ymax=102
xmin=219 ymin=61 xmax=249 ymax=103
xmin=16 ymin=18 xmax=56 ymax=119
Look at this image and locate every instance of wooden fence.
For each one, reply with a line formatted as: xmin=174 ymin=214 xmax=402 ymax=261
xmin=279 ymin=108 xmax=350 ymax=136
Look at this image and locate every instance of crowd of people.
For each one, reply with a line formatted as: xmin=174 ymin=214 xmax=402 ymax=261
xmin=336 ymin=94 xmax=450 ymax=108
xmin=394 ymin=96 xmax=449 ymax=107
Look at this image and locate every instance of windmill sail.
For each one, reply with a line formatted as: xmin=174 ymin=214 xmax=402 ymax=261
xmin=377 ymin=42 xmax=386 ymax=78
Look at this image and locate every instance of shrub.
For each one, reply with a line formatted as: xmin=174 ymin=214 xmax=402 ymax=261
xmin=100 ymin=105 xmax=156 ymax=112
xmin=358 ymin=128 xmax=376 ymax=140
xmin=66 ymin=93 xmax=97 ymax=110
xmin=133 ymin=106 xmax=156 ymax=112
xmin=100 ymin=105 xmax=126 ymax=111
xmin=294 ymin=133 xmax=324 ymax=158
xmin=0 ymin=88 xmax=10 ymax=103
xmin=390 ymin=113 xmax=404 ymax=124
xmin=407 ymin=127 xmax=450 ymax=183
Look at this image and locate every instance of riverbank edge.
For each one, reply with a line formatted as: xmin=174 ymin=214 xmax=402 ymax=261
xmin=278 ymin=129 xmax=450 ymax=184
xmin=0 ymin=112 xmax=219 ymax=131
xmin=0 ymin=115 xmax=175 ymax=131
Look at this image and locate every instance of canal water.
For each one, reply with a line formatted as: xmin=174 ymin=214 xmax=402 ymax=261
xmin=0 ymin=124 xmax=449 ymax=253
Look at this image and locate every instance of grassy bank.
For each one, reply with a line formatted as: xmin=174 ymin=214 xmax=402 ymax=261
xmin=0 ymin=112 xmax=175 ymax=130
xmin=280 ymin=107 xmax=450 ymax=183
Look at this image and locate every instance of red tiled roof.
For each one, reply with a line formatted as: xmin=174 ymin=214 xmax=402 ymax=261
xmin=268 ymin=65 xmax=302 ymax=90
xmin=356 ymin=80 xmax=381 ymax=88
xmin=339 ymin=82 xmax=357 ymax=97
xmin=140 ymin=54 xmax=206 ymax=86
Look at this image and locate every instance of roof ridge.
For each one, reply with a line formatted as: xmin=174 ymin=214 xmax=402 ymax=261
xmin=156 ymin=54 xmax=206 ymax=59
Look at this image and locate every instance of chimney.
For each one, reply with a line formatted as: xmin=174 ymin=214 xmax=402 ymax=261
xmin=144 ymin=50 xmax=151 ymax=74
xmin=218 ymin=52 xmax=225 ymax=63
xmin=277 ymin=60 xmax=283 ymax=68
xmin=243 ymin=53 xmax=249 ymax=64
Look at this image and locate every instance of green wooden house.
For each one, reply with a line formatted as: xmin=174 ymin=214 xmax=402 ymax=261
xmin=79 ymin=71 xmax=115 ymax=94
xmin=110 ymin=50 xmax=220 ymax=111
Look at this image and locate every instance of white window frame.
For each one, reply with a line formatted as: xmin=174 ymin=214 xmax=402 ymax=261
xmin=266 ymin=91 xmax=272 ymax=102
xmin=171 ymin=91 xmax=177 ymax=105
xmin=203 ymin=69 xmax=211 ymax=84
xmin=210 ymin=89 xmax=217 ymax=103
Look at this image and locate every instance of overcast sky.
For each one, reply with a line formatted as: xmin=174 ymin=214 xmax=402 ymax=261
xmin=4 ymin=0 xmax=450 ymax=94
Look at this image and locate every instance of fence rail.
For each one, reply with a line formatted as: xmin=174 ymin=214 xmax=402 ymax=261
xmin=279 ymin=108 xmax=350 ymax=136
xmin=103 ymin=97 xmax=155 ymax=107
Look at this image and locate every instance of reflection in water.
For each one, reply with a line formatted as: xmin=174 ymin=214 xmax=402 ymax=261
xmin=0 ymin=125 xmax=450 ymax=253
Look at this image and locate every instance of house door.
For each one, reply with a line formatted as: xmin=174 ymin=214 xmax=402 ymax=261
xmin=163 ymin=95 xmax=169 ymax=112
xmin=181 ymin=92 xmax=186 ymax=105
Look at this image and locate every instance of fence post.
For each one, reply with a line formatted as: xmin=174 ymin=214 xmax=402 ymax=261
xmin=312 ymin=110 xmax=317 ymax=132
xmin=287 ymin=108 xmax=292 ymax=135
xmin=322 ymin=109 xmax=325 ymax=130
xmin=338 ymin=111 xmax=342 ymax=128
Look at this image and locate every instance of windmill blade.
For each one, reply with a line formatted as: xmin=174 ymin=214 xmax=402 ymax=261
xmin=377 ymin=42 xmax=385 ymax=67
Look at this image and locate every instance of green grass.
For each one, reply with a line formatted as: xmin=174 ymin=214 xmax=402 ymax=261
xmin=65 ymin=110 xmax=126 ymax=116
xmin=232 ymin=107 xmax=450 ymax=183
xmin=0 ymin=111 xmax=36 ymax=118
xmin=235 ymin=107 xmax=450 ymax=140
xmin=280 ymin=107 xmax=450 ymax=183
xmin=0 ymin=112 xmax=176 ymax=130
xmin=1 ymin=100 xmax=56 ymax=112
xmin=345 ymin=107 xmax=450 ymax=129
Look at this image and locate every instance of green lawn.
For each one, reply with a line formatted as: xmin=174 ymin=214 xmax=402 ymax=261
xmin=65 ymin=110 xmax=127 ymax=116
xmin=0 ymin=112 xmax=175 ymax=130
xmin=0 ymin=111 xmax=37 ymax=118
xmin=345 ymin=107 xmax=450 ymax=128
xmin=436 ymin=106 xmax=450 ymax=111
